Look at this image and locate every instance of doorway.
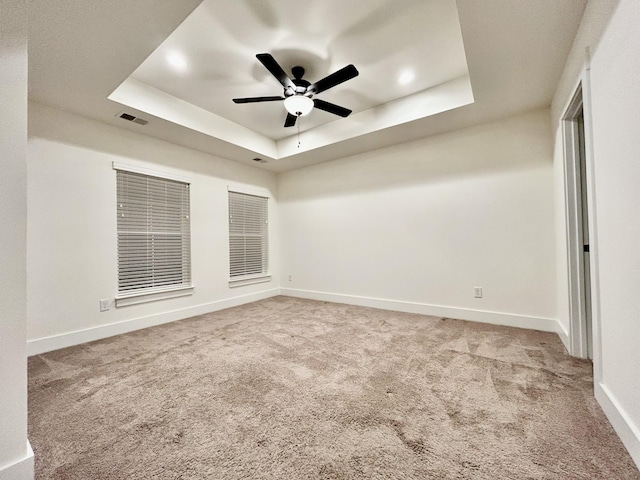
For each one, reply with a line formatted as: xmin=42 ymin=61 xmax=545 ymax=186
xmin=563 ymin=84 xmax=593 ymax=359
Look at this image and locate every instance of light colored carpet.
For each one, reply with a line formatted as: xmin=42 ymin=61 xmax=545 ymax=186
xmin=29 ymin=296 xmax=639 ymax=479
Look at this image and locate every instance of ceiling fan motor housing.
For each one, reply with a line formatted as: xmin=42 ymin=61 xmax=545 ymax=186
xmin=288 ymin=70 xmax=311 ymax=97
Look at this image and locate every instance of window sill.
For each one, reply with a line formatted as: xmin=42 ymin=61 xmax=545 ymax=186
xmin=115 ymin=285 xmax=194 ymax=307
xmin=228 ymin=274 xmax=271 ymax=288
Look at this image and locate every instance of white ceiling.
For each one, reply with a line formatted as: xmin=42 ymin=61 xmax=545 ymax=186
xmin=126 ymin=0 xmax=470 ymax=140
xmin=28 ymin=0 xmax=587 ymax=172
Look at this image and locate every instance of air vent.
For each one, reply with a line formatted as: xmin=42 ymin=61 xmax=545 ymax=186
xmin=116 ymin=111 xmax=148 ymax=126
xmin=252 ymin=157 xmax=267 ymax=163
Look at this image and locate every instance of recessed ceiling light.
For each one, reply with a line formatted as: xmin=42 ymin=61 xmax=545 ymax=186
xmin=166 ymin=51 xmax=187 ymax=72
xmin=398 ymin=70 xmax=415 ymax=85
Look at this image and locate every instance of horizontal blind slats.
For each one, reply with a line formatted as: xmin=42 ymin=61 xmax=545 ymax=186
xmin=228 ymin=191 xmax=268 ymax=278
xmin=117 ymin=170 xmax=191 ymax=293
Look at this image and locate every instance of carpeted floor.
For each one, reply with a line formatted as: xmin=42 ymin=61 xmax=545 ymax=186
xmin=28 ymin=296 xmax=639 ymax=479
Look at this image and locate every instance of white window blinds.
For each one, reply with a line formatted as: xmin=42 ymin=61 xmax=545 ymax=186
xmin=228 ymin=191 xmax=268 ymax=279
xmin=116 ymin=169 xmax=191 ymax=295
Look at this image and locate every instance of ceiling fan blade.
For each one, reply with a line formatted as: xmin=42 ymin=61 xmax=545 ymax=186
xmin=284 ymin=113 xmax=298 ymax=127
xmin=256 ymin=53 xmax=295 ymax=90
xmin=309 ymin=64 xmax=359 ymax=94
xmin=313 ymin=99 xmax=352 ymax=117
xmin=233 ymin=96 xmax=284 ymax=104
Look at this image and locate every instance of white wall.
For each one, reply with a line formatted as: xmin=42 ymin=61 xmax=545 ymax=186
xmin=588 ymin=0 xmax=640 ymax=466
xmin=0 ymin=0 xmax=33 ymax=478
xmin=279 ymin=108 xmax=557 ymax=331
xmin=550 ymin=0 xmax=620 ymax=349
xmin=27 ymin=102 xmax=279 ymax=354
xmin=551 ymin=0 xmax=640 ymax=468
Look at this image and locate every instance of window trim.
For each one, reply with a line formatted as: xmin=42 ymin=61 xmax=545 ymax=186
xmin=115 ymin=285 xmax=194 ymax=307
xmin=113 ymin=162 xmax=191 ymax=184
xmin=113 ymin=162 xmax=193 ymax=306
xmin=228 ymin=274 xmax=272 ymax=288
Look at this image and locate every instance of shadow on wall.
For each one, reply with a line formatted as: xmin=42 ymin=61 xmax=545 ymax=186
xmin=27 ymin=101 xmax=275 ymax=188
xmin=278 ymin=107 xmax=553 ymax=201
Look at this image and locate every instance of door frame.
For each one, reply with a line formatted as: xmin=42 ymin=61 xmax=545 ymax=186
xmin=561 ymin=70 xmax=601 ymax=367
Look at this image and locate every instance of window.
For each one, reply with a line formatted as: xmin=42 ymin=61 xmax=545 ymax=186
xmin=115 ymin=165 xmax=192 ymax=305
xmin=228 ymin=190 xmax=269 ymax=286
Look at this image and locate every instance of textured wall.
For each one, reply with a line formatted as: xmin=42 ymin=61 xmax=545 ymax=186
xmin=551 ymin=0 xmax=640 ymax=468
xmin=589 ymin=0 xmax=640 ymax=466
xmin=27 ymin=103 xmax=279 ymax=350
xmin=278 ymin=109 xmax=556 ymax=326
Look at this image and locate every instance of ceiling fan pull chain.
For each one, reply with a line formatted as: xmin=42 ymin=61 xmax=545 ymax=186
xmin=297 ymin=116 xmax=301 ymax=148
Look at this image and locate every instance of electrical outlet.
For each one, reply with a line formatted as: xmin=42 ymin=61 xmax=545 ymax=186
xmin=474 ymin=287 xmax=483 ymax=298
xmin=99 ymin=299 xmax=110 ymax=312
xmin=288 ymin=274 xmax=292 ymax=282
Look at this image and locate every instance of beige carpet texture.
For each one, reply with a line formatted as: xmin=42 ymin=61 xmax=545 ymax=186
xmin=28 ymin=296 xmax=639 ymax=479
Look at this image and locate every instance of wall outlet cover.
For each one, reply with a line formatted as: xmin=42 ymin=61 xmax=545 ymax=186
xmin=99 ymin=299 xmax=110 ymax=312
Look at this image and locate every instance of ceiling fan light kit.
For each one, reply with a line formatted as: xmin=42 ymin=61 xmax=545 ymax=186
xmin=233 ymin=53 xmax=359 ymax=128
xmin=284 ymin=95 xmax=314 ymax=117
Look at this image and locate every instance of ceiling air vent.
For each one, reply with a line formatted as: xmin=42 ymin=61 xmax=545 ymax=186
xmin=116 ymin=111 xmax=148 ymax=126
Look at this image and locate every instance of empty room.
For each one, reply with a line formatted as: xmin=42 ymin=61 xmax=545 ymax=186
xmin=2 ymin=0 xmax=640 ymax=478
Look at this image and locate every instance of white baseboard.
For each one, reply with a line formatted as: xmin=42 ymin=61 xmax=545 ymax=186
xmin=29 ymin=287 xmax=563 ymax=355
xmin=595 ymin=382 xmax=640 ymax=470
xmin=0 ymin=441 xmax=33 ymax=480
xmin=280 ymin=288 xmax=560 ymax=333
xmin=555 ymin=320 xmax=571 ymax=353
xmin=27 ymin=289 xmax=280 ymax=356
